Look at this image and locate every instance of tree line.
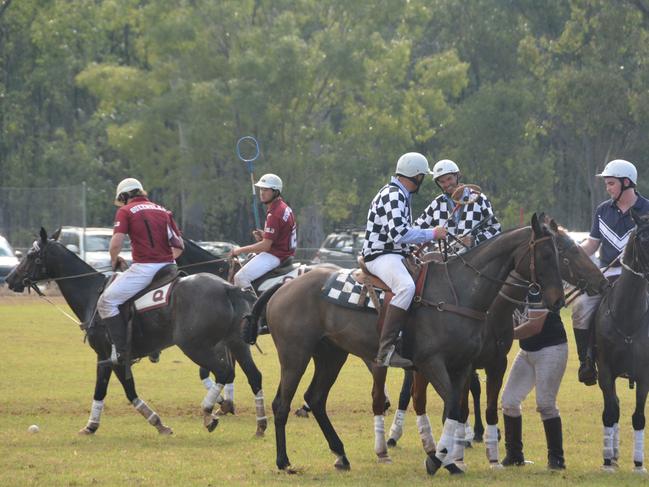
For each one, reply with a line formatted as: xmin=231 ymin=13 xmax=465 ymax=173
xmin=2 ymin=0 xmax=649 ymax=249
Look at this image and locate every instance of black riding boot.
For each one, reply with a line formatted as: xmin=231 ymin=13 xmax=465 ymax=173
xmin=543 ymin=416 xmax=566 ymax=470
xmin=574 ymin=328 xmax=597 ymax=386
xmin=104 ymin=314 xmax=128 ymax=365
xmin=375 ymin=305 xmax=413 ymax=369
xmin=502 ymin=414 xmax=525 ymax=466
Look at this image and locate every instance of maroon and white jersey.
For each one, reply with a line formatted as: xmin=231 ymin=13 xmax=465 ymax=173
xmin=263 ymin=197 xmax=296 ymax=261
xmin=113 ymin=196 xmax=182 ymax=263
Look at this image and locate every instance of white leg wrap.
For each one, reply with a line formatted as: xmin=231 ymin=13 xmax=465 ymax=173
xmin=436 ymin=418 xmax=459 ymax=464
xmin=451 ymin=422 xmax=466 ymax=462
xmin=613 ymin=422 xmax=620 ymax=460
xmin=465 ymin=423 xmax=475 ymax=444
xmin=133 ymin=398 xmax=159 ymax=425
xmin=634 ymin=429 xmax=645 ymax=465
xmin=485 ymin=424 xmax=500 ymax=463
xmin=201 ymin=377 xmax=216 ymax=391
xmin=389 ymin=409 xmax=406 ymax=442
xmin=224 ymin=383 xmax=235 ymax=402
xmin=416 ymin=414 xmax=436 ymax=454
xmin=374 ymin=414 xmax=388 ymax=456
xmin=202 ymin=383 xmax=224 ymax=411
xmin=255 ymin=389 xmax=266 ymax=421
xmin=89 ymin=399 xmax=104 ymax=424
xmin=603 ymin=426 xmax=615 ymax=461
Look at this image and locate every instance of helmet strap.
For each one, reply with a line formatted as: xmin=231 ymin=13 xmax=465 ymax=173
xmin=614 ymin=178 xmax=635 ymax=204
xmin=405 ymin=175 xmax=424 ymax=193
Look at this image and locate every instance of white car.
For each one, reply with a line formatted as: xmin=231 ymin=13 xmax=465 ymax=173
xmin=0 ymin=235 xmax=20 ymax=283
xmin=59 ymin=226 xmax=132 ymax=272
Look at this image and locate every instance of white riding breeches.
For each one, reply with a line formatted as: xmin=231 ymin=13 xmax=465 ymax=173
xmin=364 ymin=253 xmax=415 ymax=310
xmin=234 ymin=252 xmax=281 ymax=289
xmin=97 ymin=262 xmax=172 ymax=319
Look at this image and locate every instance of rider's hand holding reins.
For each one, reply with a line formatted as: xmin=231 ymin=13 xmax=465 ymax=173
xmin=252 ymin=229 xmax=264 ymax=242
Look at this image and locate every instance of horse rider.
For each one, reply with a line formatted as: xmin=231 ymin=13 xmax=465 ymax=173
xmin=230 ymin=173 xmax=297 ymax=296
xmin=362 ymin=152 xmax=447 ymax=369
xmin=571 ymin=159 xmax=649 ymax=385
xmin=415 ymin=159 xmax=502 ymax=247
xmin=501 ymin=285 xmax=568 ymax=470
xmin=97 ymin=178 xmax=184 ymax=365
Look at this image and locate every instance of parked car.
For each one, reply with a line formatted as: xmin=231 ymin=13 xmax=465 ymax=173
xmin=59 ymin=226 xmax=132 ymax=271
xmin=312 ymin=230 xmax=365 ymax=268
xmin=0 ymin=235 xmax=20 ymax=283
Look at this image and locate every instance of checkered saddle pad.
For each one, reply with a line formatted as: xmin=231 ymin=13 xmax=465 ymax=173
xmin=321 ymin=269 xmax=385 ymax=312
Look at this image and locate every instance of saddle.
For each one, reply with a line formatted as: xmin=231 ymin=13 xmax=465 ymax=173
xmin=251 ymin=257 xmax=301 ymax=289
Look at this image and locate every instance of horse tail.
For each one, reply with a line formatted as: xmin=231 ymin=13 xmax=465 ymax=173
xmin=239 ymin=282 xmax=283 ymax=345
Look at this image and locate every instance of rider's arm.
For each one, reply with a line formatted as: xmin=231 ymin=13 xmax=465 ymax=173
xmin=475 ymin=196 xmax=501 ymax=244
xmin=513 ymin=308 xmax=548 ymax=339
xmin=172 ymin=247 xmax=184 ymax=259
xmin=109 ymin=232 xmax=126 ymax=267
xmin=580 ymin=237 xmax=600 ymax=257
xmin=232 ymin=238 xmax=272 ymax=257
xmin=400 ymin=227 xmax=439 ymax=244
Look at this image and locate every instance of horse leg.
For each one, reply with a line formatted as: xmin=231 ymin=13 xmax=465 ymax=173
xmin=303 ymin=340 xmax=350 ymax=470
xmin=388 ymin=369 xmax=413 ymax=447
xmin=632 ymin=380 xmax=649 ymax=473
xmin=411 ymin=371 xmax=437 ymax=459
xmin=450 ymin=374 xmax=472 ymax=468
xmin=228 ymin=339 xmax=266 ymax=436
xmin=79 ymin=363 xmax=113 ymax=435
xmin=470 ymin=370 xmax=484 ymax=442
xmin=112 ymin=364 xmax=173 ymax=435
xmin=598 ymin=364 xmax=620 ymax=471
xmin=273 ymin=347 xmax=313 ymax=471
xmin=179 ymin=345 xmax=235 ymax=433
xmin=484 ymin=356 xmax=508 ymax=467
xmin=418 ymin=358 xmax=465 ymax=476
xmin=371 ymin=366 xmax=392 ymax=463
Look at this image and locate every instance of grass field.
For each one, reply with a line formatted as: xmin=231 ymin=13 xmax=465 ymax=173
xmin=1 ymin=295 xmax=647 ymax=486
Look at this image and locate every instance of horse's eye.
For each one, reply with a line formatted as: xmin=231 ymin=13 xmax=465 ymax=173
xmin=34 ymin=258 xmax=41 ymax=264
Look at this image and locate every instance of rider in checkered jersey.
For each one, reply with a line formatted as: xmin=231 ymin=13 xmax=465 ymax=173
xmin=362 ymin=153 xmax=446 ymax=369
xmin=416 ymin=159 xmax=502 ymax=248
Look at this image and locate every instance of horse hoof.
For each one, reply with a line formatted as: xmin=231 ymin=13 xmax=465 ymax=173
xmin=377 ymin=453 xmax=392 ymax=464
xmin=634 ymin=466 xmax=648 ymax=474
xmin=445 ymin=462 xmax=465 ymax=475
xmin=205 ymin=415 xmax=219 ymax=432
xmin=255 ymin=425 xmax=265 ymax=437
xmin=387 ymin=438 xmax=397 ymax=448
xmin=294 ymin=408 xmax=309 ymax=418
xmin=601 ymin=465 xmax=617 ymax=473
xmin=217 ymin=400 xmax=235 ymax=415
xmin=425 ymin=454 xmax=442 ymax=476
xmin=158 ymin=425 xmax=173 ymax=435
xmin=78 ymin=427 xmax=95 ymax=435
xmin=334 ymin=455 xmax=351 ymax=470
xmin=490 ymin=462 xmax=504 ymax=470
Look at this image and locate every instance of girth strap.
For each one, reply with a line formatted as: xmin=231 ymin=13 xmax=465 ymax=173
xmin=413 ymin=296 xmax=487 ymax=322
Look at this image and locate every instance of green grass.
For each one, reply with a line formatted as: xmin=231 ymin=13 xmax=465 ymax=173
xmin=1 ymin=297 xmax=647 ymax=486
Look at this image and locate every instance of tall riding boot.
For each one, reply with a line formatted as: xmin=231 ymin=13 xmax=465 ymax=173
xmin=104 ymin=314 xmax=128 ymax=365
xmin=502 ymin=414 xmax=525 ymax=466
xmin=574 ymin=328 xmax=597 ymax=386
xmin=375 ymin=305 xmax=413 ymax=369
xmin=543 ymin=416 xmax=566 ymax=470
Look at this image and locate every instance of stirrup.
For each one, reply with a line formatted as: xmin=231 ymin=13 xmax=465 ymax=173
xmin=98 ymin=345 xmax=126 ymax=367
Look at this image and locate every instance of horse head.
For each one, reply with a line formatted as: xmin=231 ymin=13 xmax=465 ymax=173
xmin=544 ymin=217 xmax=608 ymax=296
xmin=624 ymin=209 xmax=649 ymax=279
xmin=513 ymin=213 xmax=565 ymax=312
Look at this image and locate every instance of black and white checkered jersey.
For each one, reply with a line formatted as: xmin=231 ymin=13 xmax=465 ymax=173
xmin=362 ymin=182 xmax=413 ymax=261
xmin=415 ymin=192 xmax=502 ymax=245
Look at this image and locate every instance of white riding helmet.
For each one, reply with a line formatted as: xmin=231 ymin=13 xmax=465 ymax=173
xmin=596 ymin=159 xmax=637 ymax=185
xmin=395 ymin=152 xmax=432 ymax=177
xmin=432 ymin=159 xmax=460 ymax=180
xmin=255 ymin=173 xmax=283 ymax=192
xmin=115 ymin=178 xmax=144 ymax=200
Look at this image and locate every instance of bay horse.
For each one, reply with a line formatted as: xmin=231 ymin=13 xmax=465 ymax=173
xmin=6 ymin=228 xmax=267 ymax=436
xmin=406 ymin=221 xmax=608 ymax=467
xmin=265 ymin=214 xmax=565 ymax=475
xmin=595 ymin=210 xmax=649 ymax=473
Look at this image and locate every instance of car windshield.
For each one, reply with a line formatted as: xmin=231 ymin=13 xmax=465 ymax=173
xmin=85 ymin=234 xmax=131 ymax=252
xmin=0 ymin=240 xmax=13 ymax=257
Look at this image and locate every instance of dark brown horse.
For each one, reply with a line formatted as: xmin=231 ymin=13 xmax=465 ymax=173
xmin=6 ymin=228 xmax=267 ymax=436
xmin=407 ymin=221 xmax=608 ymax=467
xmin=595 ymin=210 xmax=649 ymax=473
xmin=266 ymin=214 xmax=565 ymax=475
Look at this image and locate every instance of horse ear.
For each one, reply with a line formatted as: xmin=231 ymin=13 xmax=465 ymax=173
xmin=549 ymin=218 xmax=559 ymax=233
xmin=40 ymin=227 xmax=48 ymax=243
xmin=538 ymin=212 xmax=547 ymax=224
xmin=531 ymin=212 xmax=542 ymax=237
xmin=51 ymin=227 xmax=62 ymax=241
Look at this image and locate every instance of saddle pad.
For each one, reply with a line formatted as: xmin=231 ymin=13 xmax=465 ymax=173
xmin=134 ymin=282 xmax=175 ymax=312
xmin=321 ymin=269 xmax=385 ymax=312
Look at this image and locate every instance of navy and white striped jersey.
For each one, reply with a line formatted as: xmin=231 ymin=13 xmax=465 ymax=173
xmin=590 ymin=194 xmax=649 ymax=267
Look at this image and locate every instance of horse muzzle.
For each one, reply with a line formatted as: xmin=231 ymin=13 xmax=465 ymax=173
xmin=4 ymin=268 xmax=24 ymax=292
